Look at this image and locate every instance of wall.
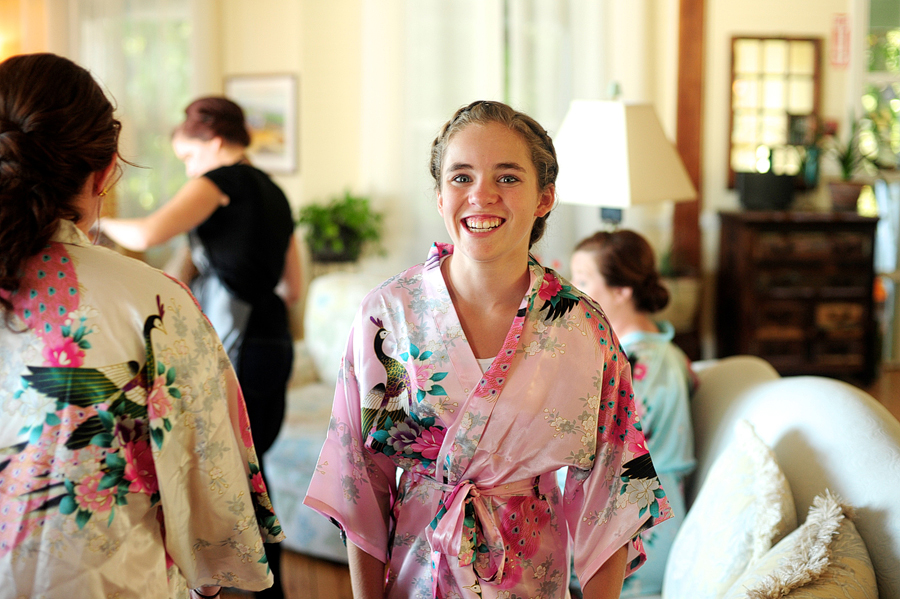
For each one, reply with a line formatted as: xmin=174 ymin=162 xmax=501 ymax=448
xmin=218 ymin=0 xmax=363 ymax=212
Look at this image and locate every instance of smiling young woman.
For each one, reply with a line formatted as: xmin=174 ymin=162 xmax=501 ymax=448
xmin=304 ymin=100 xmax=671 ymax=599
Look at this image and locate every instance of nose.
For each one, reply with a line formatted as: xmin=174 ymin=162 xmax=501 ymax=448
xmin=469 ymin=178 xmax=498 ymax=207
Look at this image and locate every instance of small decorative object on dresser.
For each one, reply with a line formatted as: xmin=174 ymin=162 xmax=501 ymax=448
xmin=716 ymin=211 xmax=879 ymax=383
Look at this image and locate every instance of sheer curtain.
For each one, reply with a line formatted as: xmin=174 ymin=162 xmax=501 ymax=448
xmin=359 ymin=0 xmax=615 ymax=274
xmin=68 ymin=0 xmax=194 ymax=267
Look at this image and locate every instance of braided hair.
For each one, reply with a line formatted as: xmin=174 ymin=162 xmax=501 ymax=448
xmin=429 ymin=100 xmax=558 ymax=248
xmin=0 ymin=53 xmax=121 ymax=323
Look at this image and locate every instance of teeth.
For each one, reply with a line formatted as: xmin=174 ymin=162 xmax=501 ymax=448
xmin=464 ymin=217 xmax=502 ymax=230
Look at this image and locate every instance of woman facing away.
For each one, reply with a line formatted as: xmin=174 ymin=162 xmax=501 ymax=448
xmin=101 ymin=96 xmax=301 ymax=598
xmin=0 ymin=53 xmax=282 ymax=598
xmin=303 ymin=100 xmax=672 ymax=599
xmin=570 ymin=230 xmax=697 ymax=596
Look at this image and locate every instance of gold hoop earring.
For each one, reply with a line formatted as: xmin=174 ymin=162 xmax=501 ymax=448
xmin=98 ymin=187 xmax=109 ymax=197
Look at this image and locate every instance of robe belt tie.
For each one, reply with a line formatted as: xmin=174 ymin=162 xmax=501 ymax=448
xmin=425 ymin=475 xmax=542 ymax=598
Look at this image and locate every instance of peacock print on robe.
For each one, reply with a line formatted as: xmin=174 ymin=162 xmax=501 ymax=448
xmin=0 ymin=220 xmax=283 ymax=598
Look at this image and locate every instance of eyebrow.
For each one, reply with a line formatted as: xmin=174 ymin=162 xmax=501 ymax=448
xmin=446 ymin=161 xmax=527 ymax=173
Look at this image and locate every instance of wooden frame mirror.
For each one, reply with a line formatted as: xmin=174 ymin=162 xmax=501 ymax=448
xmin=727 ymin=35 xmax=823 ymax=188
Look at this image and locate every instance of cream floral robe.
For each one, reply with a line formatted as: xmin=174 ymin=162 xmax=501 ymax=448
xmin=0 ymin=220 xmax=283 ymax=598
xmin=304 ymin=244 xmax=671 ymax=599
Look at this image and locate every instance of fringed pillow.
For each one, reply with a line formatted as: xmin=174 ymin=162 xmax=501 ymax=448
xmin=662 ymin=420 xmax=797 ymax=599
xmin=721 ymin=490 xmax=877 ymax=599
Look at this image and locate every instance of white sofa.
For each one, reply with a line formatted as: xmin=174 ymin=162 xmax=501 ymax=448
xmin=670 ymin=355 xmax=900 ymax=599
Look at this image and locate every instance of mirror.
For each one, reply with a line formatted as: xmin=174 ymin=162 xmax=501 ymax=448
xmin=728 ymin=36 xmax=822 ymax=188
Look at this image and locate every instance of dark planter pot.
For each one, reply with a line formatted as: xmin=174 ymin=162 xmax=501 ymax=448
xmin=311 ymin=247 xmax=360 ymax=263
xmin=735 ymin=171 xmax=796 ymax=211
xmin=827 ymin=181 xmax=864 ymax=212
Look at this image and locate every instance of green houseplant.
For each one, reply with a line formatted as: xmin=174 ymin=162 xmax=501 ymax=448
xmin=822 ymin=115 xmax=880 ymax=211
xmin=297 ymin=191 xmax=383 ymax=262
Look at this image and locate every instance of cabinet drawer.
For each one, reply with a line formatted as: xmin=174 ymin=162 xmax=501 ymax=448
xmin=814 ymin=302 xmax=865 ymax=337
xmin=754 ymin=300 xmax=807 ymax=339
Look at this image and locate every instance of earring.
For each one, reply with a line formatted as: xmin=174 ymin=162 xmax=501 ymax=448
xmin=98 ymin=187 xmax=109 ymax=197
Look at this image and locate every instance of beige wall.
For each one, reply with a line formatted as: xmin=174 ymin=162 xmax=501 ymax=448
xmin=218 ymin=0 xmax=363 ymax=212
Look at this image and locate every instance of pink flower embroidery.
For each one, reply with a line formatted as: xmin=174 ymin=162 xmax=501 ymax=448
xmin=251 ymin=471 xmax=267 ymax=494
xmin=147 ymin=376 xmax=172 ymax=420
xmin=538 ymin=273 xmax=562 ymax=301
xmin=632 ymin=363 xmax=647 ymax=381
xmin=74 ymin=471 xmax=116 ymax=513
xmin=123 ymin=438 xmax=158 ymax=495
xmin=409 ymin=426 xmax=446 ymax=460
xmin=414 ymin=363 xmax=436 ymax=392
xmin=42 ymin=335 xmax=84 ymax=368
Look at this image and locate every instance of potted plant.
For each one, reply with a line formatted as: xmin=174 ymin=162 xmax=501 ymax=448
xmin=297 ymin=191 xmax=383 ymax=262
xmin=821 ymin=115 xmax=879 ymax=211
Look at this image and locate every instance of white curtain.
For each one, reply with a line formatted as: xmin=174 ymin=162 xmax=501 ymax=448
xmin=68 ymin=0 xmax=194 ymax=267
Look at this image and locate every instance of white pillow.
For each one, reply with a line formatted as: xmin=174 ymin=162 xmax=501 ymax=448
xmin=662 ymin=420 xmax=797 ymax=599
xmin=721 ymin=490 xmax=876 ymax=599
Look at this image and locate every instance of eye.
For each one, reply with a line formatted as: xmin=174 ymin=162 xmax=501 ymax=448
xmin=451 ymin=174 xmax=472 ymax=183
xmin=499 ymin=175 xmax=520 ymax=183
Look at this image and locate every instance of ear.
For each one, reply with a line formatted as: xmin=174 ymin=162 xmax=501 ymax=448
xmin=93 ymin=156 xmax=118 ymax=195
xmin=613 ymin=285 xmax=634 ymax=305
xmin=535 ymin=184 xmax=555 ymax=218
xmin=436 ymin=190 xmax=444 ymax=216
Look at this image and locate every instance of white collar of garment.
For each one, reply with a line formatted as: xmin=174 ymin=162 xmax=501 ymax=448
xmin=52 ymin=219 xmax=92 ymax=246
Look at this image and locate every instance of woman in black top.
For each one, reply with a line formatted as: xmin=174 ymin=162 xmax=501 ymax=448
xmin=102 ymin=97 xmax=299 ymax=599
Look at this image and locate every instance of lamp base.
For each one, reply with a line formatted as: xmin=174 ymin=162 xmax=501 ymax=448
xmin=600 ymin=207 xmax=623 ymax=225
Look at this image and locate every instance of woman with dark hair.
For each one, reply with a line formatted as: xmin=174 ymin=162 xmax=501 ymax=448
xmin=570 ymin=229 xmax=696 ymax=597
xmin=304 ymin=101 xmax=671 ymax=598
xmin=0 ymin=54 xmax=282 ymax=598
xmin=101 ymin=95 xmax=299 ymax=598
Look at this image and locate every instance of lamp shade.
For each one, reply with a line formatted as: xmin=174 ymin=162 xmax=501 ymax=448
xmin=554 ymin=100 xmax=697 ymax=208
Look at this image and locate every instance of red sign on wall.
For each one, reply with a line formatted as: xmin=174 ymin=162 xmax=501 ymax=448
xmin=831 ymin=13 xmax=851 ymax=68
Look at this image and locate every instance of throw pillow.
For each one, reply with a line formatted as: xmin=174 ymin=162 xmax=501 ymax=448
xmin=720 ymin=490 xmax=876 ymax=599
xmin=662 ymin=420 xmax=797 ymax=599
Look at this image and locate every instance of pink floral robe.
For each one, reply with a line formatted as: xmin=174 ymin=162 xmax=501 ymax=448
xmin=0 ymin=220 xmax=283 ymax=598
xmin=304 ymin=244 xmax=671 ymax=599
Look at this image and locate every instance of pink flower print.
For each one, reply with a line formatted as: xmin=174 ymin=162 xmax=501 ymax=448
xmin=409 ymin=426 xmax=445 ymax=460
xmin=632 ymin=362 xmax=647 ymax=381
xmin=538 ymin=273 xmax=562 ymax=301
xmin=123 ymin=439 xmax=158 ymax=495
xmin=74 ymin=471 xmax=116 ymax=513
xmin=251 ymin=472 xmax=267 ymax=494
xmin=414 ymin=363 xmax=436 ymax=393
xmin=147 ymin=376 xmax=172 ymax=420
xmin=41 ymin=334 xmax=84 ymax=368
xmin=627 ymin=430 xmax=648 ymax=456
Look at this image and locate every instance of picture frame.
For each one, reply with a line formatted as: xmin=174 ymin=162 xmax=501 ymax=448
xmin=225 ymin=74 xmax=298 ymax=174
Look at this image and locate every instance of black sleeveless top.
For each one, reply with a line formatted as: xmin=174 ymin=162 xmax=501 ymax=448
xmin=190 ymin=163 xmax=294 ymax=338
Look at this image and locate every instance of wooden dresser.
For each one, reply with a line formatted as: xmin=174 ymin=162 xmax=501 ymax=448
xmin=716 ymin=211 xmax=879 ymax=383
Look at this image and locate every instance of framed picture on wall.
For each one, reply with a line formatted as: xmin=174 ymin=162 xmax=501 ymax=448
xmin=225 ymin=73 xmax=298 ymax=174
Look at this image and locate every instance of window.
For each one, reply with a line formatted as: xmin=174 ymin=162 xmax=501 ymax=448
xmin=73 ymin=0 xmax=193 ymax=266
xmin=728 ymin=36 xmax=822 ymax=187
